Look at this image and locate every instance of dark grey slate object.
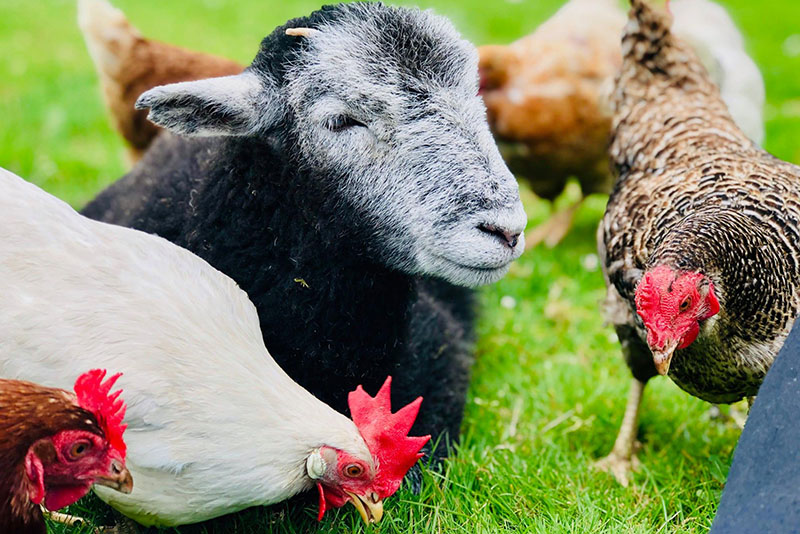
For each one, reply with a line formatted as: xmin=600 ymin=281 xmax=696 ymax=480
xmin=711 ymin=319 xmax=800 ymax=534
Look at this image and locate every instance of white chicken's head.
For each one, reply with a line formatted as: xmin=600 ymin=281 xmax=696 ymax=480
xmin=305 ymin=377 xmax=430 ymax=525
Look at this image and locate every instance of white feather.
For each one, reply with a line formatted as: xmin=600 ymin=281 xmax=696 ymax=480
xmin=0 ymin=167 xmax=371 ymax=526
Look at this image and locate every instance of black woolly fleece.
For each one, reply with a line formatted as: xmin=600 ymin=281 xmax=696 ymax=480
xmin=81 ymin=3 xmax=477 ymax=457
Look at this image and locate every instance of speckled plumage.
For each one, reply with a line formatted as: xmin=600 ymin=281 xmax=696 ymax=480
xmin=600 ymin=0 xmax=800 ymax=403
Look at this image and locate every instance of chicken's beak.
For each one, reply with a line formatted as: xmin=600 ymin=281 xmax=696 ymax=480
xmin=345 ymin=491 xmax=384 ymax=525
xmin=94 ymin=459 xmax=133 ymax=494
xmin=652 ymin=339 xmax=679 ymax=376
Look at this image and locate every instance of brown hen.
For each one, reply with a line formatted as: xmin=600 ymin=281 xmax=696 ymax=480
xmin=78 ymin=0 xmax=243 ymax=162
xmin=479 ymin=0 xmax=623 ymax=247
xmin=0 ymin=371 xmax=131 ymax=534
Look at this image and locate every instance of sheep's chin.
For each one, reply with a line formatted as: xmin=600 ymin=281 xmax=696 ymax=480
xmin=410 ymin=221 xmax=525 ymax=287
xmin=415 ymin=251 xmax=514 ymax=287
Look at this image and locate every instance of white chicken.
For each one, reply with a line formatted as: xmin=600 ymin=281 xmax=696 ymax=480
xmin=0 ymin=167 xmax=428 ymax=528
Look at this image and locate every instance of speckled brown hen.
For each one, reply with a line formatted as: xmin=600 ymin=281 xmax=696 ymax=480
xmin=596 ymin=0 xmax=800 ymax=486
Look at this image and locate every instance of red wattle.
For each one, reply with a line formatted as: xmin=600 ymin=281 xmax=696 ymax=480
xmin=44 ymin=484 xmax=91 ymax=512
xmin=316 ymin=482 xmax=327 ymax=521
xmin=679 ymin=322 xmax=700 ymax=349
xmin=703 ymin=282 xmax=720 ymax=319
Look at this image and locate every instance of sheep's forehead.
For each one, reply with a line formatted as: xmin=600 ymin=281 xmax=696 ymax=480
xmin=291 ymin=5 xmax=478 ymax=106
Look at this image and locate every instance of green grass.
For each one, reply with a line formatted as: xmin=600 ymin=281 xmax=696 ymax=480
xmin=2 ymin=0 xmax=799 ymax=532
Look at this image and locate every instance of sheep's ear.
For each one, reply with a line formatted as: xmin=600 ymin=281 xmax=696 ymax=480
xmin=135 ymin=72 xmax=279 ymax=137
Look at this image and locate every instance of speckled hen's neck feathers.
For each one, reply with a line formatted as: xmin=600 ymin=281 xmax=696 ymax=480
xmin=610 ymin=0 xmax=755 ymax=173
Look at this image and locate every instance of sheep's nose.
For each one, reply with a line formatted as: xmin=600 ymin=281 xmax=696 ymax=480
xmin=478 ymin=223 xmax=521 ymax=249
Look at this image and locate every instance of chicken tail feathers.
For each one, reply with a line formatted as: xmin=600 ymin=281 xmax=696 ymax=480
xmin=78 ymin=0 xmax=141 ymax=81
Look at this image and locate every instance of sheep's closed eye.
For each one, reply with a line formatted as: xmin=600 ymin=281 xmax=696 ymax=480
xmin=325 ymin=115 xmax=367 ymax=132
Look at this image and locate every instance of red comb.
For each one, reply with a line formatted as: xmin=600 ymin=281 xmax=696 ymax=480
xmin=348 ymin=377 xmax=430 ymax=499
xmin=73 ymin=369 xmax=127 ymax=458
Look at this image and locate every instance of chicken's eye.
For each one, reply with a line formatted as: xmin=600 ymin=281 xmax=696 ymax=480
xmin=679 ymin=297 xmax=692 ymax=312
xmin=344 ymin=464 xmax=364 ymax=478
xmin=68 ymin=441 xmax=92 ymax=460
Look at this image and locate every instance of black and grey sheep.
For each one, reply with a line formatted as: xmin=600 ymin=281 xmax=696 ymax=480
xmin=82 ymin=2 xmax=527 ymax=454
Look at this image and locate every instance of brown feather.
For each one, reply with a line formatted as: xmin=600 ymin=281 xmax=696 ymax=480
xmin=79 ymin=0 xmax=243 ymax=162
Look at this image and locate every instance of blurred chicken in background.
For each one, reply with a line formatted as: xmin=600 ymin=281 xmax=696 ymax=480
xmin=479 ymin=0 xmax=764 ymax=248
xmin=78 ymin=0 xmax=242 ymax=162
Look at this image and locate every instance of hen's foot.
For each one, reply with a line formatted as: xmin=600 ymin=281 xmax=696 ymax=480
xmin=594 ymin=449 xmax=641 ymax=487
xmin=595 ymin=378 xmax=646 ymax=487
xmin=43 ymin=510 xmax=89 ymax=527
xmin=524 ymin=198 xmax=583 ymax=250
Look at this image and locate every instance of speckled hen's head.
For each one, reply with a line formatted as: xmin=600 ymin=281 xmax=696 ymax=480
xmin=635 ymin=265 xmax=720 ymax=375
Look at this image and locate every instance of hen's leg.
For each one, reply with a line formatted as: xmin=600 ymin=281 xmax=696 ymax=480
xmin=594 ymin=378 xmax=645 ymax=486
xmin=524 ymin=197 xmax=583 ymax=250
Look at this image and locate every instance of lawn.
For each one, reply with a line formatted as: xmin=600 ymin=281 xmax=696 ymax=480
xmin=2 ymin=0 xmax=799 ymax=532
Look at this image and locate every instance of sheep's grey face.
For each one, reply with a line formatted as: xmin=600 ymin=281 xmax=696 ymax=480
xmin=135 ymin=4 xmax=526 ymax=287
xmin=283 ymin=7 xmax=526 ymax=286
